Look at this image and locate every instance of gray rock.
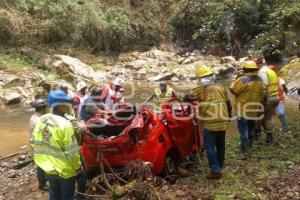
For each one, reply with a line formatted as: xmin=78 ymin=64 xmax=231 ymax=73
xmin=161 ymin=185 xmax=169 ymax=191
xmin=176 ymin=190 xmax=186 ymax=197
xmin=147 ymin=73 xmax=175 ymax=82
xmin=44 ymin=55 xmax=99 ymax=82
xmin=220 ymin=56 xmax=237 ymax=64
xmin=0 ymin=162 xmax=9 ymax=168
xmin=18 ymin=155 xmax=27 ymax=161
xmin=0 ymin=72 xmax=24 ymax=87
xmin=1 ymin=90 xmax=22 ymax=105
xmin=171 ymin=77 xmax=180 ymax=82
xmin=287 ymin=82 xmax=300 ymax=96
xmin=125 ymin=59 xmax=149 ymax=70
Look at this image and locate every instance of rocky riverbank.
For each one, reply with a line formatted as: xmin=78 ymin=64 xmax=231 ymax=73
xmin=1 ymin=46 xmax=299 ymax=107
xmin=0 ymin=47 xmax=240 ymax=107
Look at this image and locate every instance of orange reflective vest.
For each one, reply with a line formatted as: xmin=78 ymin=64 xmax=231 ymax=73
xmin=277 ymin=77 xmax=285 ymax=102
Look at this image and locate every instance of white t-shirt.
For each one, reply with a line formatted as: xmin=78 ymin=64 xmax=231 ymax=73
xmin=258 ymin=65 xmax=269 ymax=86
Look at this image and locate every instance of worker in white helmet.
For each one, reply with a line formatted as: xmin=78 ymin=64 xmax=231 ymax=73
xmin=102 ymin=77 xmax=125 ymax=110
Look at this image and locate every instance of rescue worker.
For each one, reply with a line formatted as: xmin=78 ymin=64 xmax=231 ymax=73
xmin=256 ymin=58 xmax=279 ymax=144
xmin=269 ymin=65 xmax=289 ymax=133
xmin=47 ymin=85 xmax=72 ymax=107
xmin=230 ymin=61 xmax=264 ymax=152
xmin=144 ymin=81 xmax=177 ymax=104
xmin=29 ymin=99 xmax=48 ymax=191
xmin=73 ymin=81 xmax=88 ymax=118
xmin=102 ymin=77 xmax=125 ymax=110
xmin=31 ymin=93 xmax=81 ymax=200
xmin=186 ymin=66 xmax=231 ymax=179
xmin=80 ymin=87 xmax=111 ymax=121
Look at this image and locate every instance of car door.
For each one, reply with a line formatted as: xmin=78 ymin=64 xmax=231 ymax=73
xmin=164 ymin=102 xmax=196 ymax=158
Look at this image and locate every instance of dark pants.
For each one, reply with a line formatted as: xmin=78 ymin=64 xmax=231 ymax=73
xmin=76 ymin=172 xmax=87 ymax=200
xmin=237 ymin=118 xmax=256 ymax=148
xmin=46 ymin=174 xmax=77 ymax=200
xmin=37 ymin=167 xmax=47 ymax=188
xmin=203 ymin=129 xmax=225 ymax=174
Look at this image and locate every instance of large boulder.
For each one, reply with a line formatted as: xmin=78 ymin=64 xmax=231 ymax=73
xmin=1 ymin=89 xmax=22 ymax=105
xmin=43 ymin=55 xmax=99 ymax=82
xmin=0 ymin=71 xmax=24 ymax=88
xmin=279 ymin=59 xmax=300 ymax=83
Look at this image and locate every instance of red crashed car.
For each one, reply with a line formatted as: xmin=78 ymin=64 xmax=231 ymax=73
xmin=80 ymin=103 xmax=203 ymax=177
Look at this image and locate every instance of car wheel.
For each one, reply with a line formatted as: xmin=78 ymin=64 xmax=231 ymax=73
xmin=163 ymin=151 xmax=179 ymax=177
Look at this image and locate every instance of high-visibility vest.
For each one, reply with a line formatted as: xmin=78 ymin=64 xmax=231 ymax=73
xmin=31 ymin=113 xmax=81 ymax=179
xmin=154 ymin=87 xmax=174 ymax=103
xmin=267 ymin=69 xmax=279 ymax=97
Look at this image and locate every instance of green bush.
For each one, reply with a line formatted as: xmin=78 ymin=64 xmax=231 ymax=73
xmin=0 ymin=8 xmax=35 ymax=43
xmin=0 ymin=0 xmax=165 ymax=51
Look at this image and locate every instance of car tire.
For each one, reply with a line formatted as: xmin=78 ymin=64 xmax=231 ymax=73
xmin=162 ymin=150 xmax=179 ymax=177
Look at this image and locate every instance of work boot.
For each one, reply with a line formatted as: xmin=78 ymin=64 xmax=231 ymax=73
xmin=265 ymin=133 xmax=273 ymax=145
xmin=241 ymin=145 xmax=248 ymax=153
xmin=205 ymin=172 xmax=223 ymax=180
xmin=38 ymin=185 xmax=49 ymax=192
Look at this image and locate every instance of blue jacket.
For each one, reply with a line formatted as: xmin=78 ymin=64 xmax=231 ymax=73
xmin=80 ymin=96 xmax=105 ymax=121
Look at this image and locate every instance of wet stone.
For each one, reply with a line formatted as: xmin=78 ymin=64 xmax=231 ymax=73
xmin=176 ymin=190 xmax=186 ymax=197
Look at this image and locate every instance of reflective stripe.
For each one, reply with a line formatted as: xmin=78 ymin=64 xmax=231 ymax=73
xmin=33 ymin=146 xmax=79 ymax=159
xmin=34 ymin=149 xmax=65 ymax=159
xmin=65 ymin=147 xmax=80 ymax=158
xmin=30 ymin=140 xmax=78 ymax=152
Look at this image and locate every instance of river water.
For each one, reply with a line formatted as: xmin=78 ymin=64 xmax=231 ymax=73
xmin=0 ymin=106 xmax=32 ymax=156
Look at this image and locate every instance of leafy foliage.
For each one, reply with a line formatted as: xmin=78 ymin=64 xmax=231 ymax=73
xmin=0 ymin=0 xmax=299 ymax=55
xmin=171 ymin=0 xmax=300 ymax=57
xmin=0 ymin=0 xmax=172 ymax=51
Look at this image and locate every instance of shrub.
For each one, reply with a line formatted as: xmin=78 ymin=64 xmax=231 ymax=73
xmin=0 ymin=8 xmax=35 ymax=43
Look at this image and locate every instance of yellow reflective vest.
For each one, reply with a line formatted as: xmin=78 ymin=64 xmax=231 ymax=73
xmin=230 ymin=73 xmax=264 ymax=119
xmin=31 ymin=113 xmax=81 ymax=179
xmin=192 ymin=83 xmax=230 ymax=131
xmin=154 ymin=87 xmax=174 ymax=103
xmin=267 ymin=69 xmax=279 ymax=97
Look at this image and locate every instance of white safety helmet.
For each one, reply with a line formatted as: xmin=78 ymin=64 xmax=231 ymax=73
xmin=76 ymin=81 xmax=87 ymax=92
xmin=112 ymin=77 xmax=125 ymax=86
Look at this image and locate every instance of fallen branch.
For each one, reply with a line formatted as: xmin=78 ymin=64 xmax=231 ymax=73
xmin=103 ymin=157 xmax=128 ymax=184
xmin=75 ymin=190 xmax=109 ymax=198
xmin=98 ymin=147 xmax=113 ymax=191
xmin=0 ymin=152 xmax=19 ymax=161
xmin=149 ymin=184 xmax=161 ymax=200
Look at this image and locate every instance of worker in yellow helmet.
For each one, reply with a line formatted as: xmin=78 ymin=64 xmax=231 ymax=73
xmin=31 ymin=93 xmax=81 ymax=200
xmin=230 ymin=61 xmax=264 ymax=152
xmin=144 ymin=81 xmax=177 ymax=106
xmin=254 ymin=58 xmax=279 ymax=145
xmin=185 ymin=65 xmax=231 ymax=179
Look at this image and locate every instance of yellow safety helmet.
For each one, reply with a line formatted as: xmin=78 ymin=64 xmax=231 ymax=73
xmin=242 ymin=61 xmax=258 ymax=69
xmin=195 ymin=66 xmax=214 ymax=78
